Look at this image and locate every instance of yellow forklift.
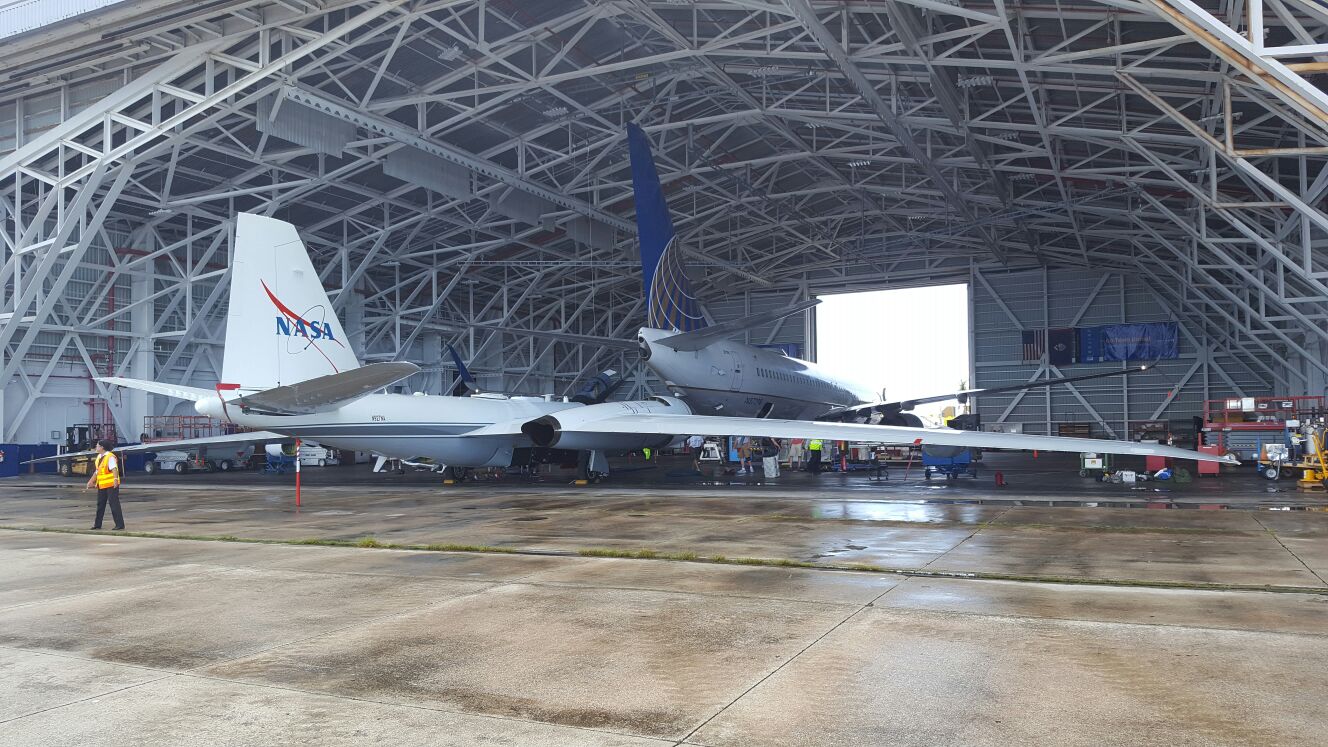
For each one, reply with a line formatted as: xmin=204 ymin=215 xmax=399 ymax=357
xmin=1258 ymin=420 xmax=1328 ymax=491
xmin=55 ymin=424 xmax=119 ymax=477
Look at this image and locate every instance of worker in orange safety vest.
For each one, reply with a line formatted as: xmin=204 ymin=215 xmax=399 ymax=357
xmin=85 ymin=439 xmax=125 ymax=530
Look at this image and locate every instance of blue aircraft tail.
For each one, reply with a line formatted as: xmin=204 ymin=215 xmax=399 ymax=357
xmin=626 ymin=123 xmax=707 ymax=332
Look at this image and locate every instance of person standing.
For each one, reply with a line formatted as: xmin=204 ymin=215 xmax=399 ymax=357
xmin=787 ymin=438 xmax=805 ymax=471
xmin=86 ymin=439 xmax=125 ymax=531
xmin=806 ymin=438 xmax=824 ymax=473
xmin=686 ymin=434 xmax=705 ymax=471
xmin=735 ymin=436 xmax=754 ymax=475
xmin=761 ymin=437 xmax=782 ymax=478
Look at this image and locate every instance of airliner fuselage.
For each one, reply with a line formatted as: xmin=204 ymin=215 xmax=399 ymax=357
xmin=637 ymin=327 xmax=878 ymax=421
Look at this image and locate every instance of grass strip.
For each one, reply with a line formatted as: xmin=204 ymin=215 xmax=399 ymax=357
xmin=3 ymin=524 xmax=1324 ymax=596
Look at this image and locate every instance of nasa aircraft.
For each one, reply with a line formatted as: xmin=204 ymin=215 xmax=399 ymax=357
xmin=625 ymin=122 xmax=1154 ymax=427
xmin=33 ymin=212 xmax=1232 ymax=478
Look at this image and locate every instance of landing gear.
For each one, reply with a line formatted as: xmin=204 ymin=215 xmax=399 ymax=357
xmin=441 ymin=465 xmax=465 ymax=483
xmin=576 ymin=450 xmax=609 ymax=483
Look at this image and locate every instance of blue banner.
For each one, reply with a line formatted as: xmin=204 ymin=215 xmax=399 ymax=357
xmin=1076 ymin=323 xmax=1177 ymax=362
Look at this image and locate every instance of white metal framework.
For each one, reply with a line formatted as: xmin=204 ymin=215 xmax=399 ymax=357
xmin=0 ymin=0 xmax=1325 ymax=442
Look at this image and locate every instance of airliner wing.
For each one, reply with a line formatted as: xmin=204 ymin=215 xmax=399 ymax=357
xmin=653 ymin=300 xmax=820 ymax=352
xmin=835 ymin=362 xmax=1156 ymax=418
xmin=546 ymin=412 xmax=1237 ymax=464
xmin=22 ymin=431 xmax=288 ymax=464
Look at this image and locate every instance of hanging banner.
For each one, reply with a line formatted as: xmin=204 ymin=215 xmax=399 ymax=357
xmin=1048 ymin=328 xmax=1076 ymax=366
xmin=1102 ymin=322 xmax=1178 ymax=361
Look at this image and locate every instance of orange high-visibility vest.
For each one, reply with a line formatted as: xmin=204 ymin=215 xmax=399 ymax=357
xmin=95 ymin=452 xmax=120 ymax=489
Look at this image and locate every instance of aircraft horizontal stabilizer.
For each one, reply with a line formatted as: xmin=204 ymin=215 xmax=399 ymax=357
xmin=22 ymin=430 xmax=287 ymax=465
xmin=514 ymin=404 xmax=1238 ymax=465
xmin=653 ymin=299 xmax=820 ymax=352
xmin=235 ymin=361 xmax=420 ymax=415
xmin=97 ymin=377 xmax=214 ymax=402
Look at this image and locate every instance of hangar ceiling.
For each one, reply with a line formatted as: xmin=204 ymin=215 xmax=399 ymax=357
xmin=1 ymin=0 xmax=1326 ymax=439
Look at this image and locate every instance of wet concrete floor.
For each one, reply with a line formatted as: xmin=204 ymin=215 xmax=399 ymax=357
xmin=2 ymin=454 xmax=1326 ymax=744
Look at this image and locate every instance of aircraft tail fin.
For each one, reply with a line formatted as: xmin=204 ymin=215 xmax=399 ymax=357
xmin=446 ymin=343 xmax=477 ymax=395
xmin=221 ymin=213 xmax=359 ymax=391
xmin=627 ymin=123 xmax=707 ymax=332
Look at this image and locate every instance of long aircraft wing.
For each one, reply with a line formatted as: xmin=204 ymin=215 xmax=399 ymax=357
xmin=834 ymin=363 xmax=1156 ymax=417
xmin=22 ymin=431 xmax=288 ymax=465
xmin=500 ymin=410 xmax=1236 ymax=464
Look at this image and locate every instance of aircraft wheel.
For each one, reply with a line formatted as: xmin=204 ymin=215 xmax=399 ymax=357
xmin=1261 ymin=465 xmax=1282 ymax=481
xmin=173 ymin=462 xmax=187 ymax=474
xmin=218 ymin=459 xmax=233 ymax=472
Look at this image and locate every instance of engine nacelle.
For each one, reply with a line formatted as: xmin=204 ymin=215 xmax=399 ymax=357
xmin=520 ymin=397 xmax=692 ymax=450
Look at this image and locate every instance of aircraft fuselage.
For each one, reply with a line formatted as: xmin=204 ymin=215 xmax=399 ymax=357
xmin=637 ymin=327 xmax=877 ymax=420
xmin=195 ymin=392 xmax=578 ymax=466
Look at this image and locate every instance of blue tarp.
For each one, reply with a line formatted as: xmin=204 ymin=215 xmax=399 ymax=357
xmin=0 ymin=444 xmax=57 ymax=477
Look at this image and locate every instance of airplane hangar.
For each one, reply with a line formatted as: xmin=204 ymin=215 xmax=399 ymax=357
xmin=2 ymin=1 xmax=1327 ymax=745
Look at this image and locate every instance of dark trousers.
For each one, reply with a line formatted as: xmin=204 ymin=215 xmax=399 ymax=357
xmin=95 ymin=486 xmax=124 ymax=529
xmin=807 ymin=451 xmax=822 ymax=473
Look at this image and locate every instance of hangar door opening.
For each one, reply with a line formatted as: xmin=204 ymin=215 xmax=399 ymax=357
xmin=816 ymin=285 xmax=970 ymax=426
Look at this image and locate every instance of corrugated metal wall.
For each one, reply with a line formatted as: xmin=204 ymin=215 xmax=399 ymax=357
xmin=971 ymin=267 xmax=1271 ymax=437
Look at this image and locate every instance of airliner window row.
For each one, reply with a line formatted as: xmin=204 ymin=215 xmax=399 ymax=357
xmin=755 ymin=367 xmax=834 ymax=392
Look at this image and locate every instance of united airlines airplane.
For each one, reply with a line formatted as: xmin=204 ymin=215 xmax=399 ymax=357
xmin=625 ymin=122 xmax=1152 ymax=428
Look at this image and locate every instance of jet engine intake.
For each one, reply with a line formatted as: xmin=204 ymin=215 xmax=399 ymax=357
xmin=520 ymin=397 xmax=692 ymax=451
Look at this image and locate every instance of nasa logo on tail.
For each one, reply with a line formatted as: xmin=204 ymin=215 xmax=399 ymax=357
xmin=261 ymin=278 xmax=346 ymax=372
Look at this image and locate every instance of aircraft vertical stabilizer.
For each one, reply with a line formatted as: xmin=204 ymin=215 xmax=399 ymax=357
xmin=626 ymin=123 xmax=707 ymax=332
xmin=222 ymin=213 xmax=359 ymax=390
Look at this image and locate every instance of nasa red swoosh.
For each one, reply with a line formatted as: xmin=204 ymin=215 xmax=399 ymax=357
xmin=261 ymin=279 xmax=345 ymax=348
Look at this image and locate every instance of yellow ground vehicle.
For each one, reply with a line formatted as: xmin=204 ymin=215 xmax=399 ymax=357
xmin=1258 ymin=421 xmax=1328 ymax=491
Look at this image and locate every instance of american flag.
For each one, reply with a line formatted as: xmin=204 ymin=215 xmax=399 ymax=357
xmin=1022 ymin=329 xmax=1046 ymax=362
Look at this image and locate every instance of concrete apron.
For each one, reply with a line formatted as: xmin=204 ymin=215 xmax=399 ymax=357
xmin=2 ymin=479 xmax=1326 ymax=589
xmin=0 ymin=529 xmax=1325 ymax=746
